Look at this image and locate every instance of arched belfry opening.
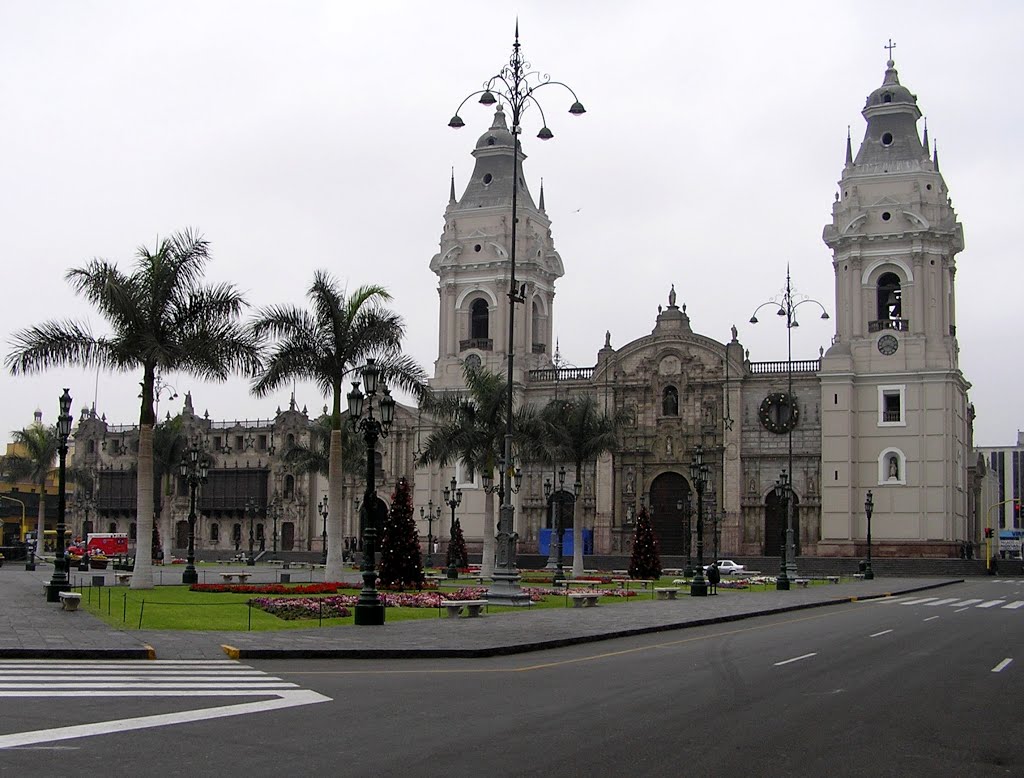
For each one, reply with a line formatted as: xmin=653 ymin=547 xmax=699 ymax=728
xmin=470 ymin=298 xmax=489 ymax=340
xmin=876 ymin=272 xmax=902 ymax=324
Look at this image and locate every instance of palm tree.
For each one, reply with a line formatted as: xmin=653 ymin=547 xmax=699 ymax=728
xmin=537 ymin=394 xmax=630 ymax=577
xmin=3 ymin=423 xmax=60 ymax=556
xmin=6 ymin=230 xmax=261 ymax=588
xmin=251 ymin=272 xmax=426 ymax=582
xmin=418 ymin=364 xmax=532 ymax=578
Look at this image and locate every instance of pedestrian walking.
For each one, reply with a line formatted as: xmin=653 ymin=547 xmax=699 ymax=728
xmin=707 ymin=561 xmax=721 ymax=595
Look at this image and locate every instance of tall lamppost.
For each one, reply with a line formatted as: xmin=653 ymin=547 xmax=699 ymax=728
xmin=245 ymin=497 xmax=257 ymax=567
xmin=689 ymin=445 xmax=710 ymax=597
xmin=420 ymin=501 xmax=441 ymax=568
xmin=864 ymin=490 xmax=875 ymax=580
xmin=774 ymin=473 xmax=791 ymax=590
xmin=318 ymin=496 xmax=328 ymax=565
xmin=677 ymin=497 xmax=694 ymax=577
xmin=442 ymin=477 xmax=463 ymax=580
xmin=179 ymin=440 xmax=209 ymax=585
xmin=750 ymin=266 xmax=829 ymax=578
xmin=347 ymin=358 xmax=397 ymax=626
xmin=268 ymin=493 xmax=280 ymax=560
xmin=449 ymin=26 xmax=585 ymax=606
xmin=543 ymin=466 xmax=579 ymax=584
xmin=45 ymin=389 xmax=73 ymax=602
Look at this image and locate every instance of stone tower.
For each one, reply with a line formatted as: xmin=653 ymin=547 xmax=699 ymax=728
xmin=818 ymin=56 xmax=971 ymax=555
xmin=428 ymin=106 xmax=562 ymax=390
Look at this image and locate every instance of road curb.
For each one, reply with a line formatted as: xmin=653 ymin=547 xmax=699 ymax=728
xmin=0 ymin=647 xmax=153 ymax=660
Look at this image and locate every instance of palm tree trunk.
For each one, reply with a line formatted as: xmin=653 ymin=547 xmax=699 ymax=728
xmin=131 ymin=424 xmax=155 ymax=589
xmin=481 ymin=489 xmax=495 ymax=578
xmin=572 ymin=462 xmax=584 ymax=577
xmin=35 ymin=490 xmax=45 ymax=557
xmin=325 ymin=428 xmax=344 ymax=581
xmin=159 ymin=487 xmax=173 ymax=567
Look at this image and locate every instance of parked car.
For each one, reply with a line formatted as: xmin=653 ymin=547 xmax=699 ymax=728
xmin=704 ymin=559 xmax=746 ymax=575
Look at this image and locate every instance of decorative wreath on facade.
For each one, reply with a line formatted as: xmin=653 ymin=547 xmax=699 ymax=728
xmin=758 ymin=392 xmax=799 ymax=434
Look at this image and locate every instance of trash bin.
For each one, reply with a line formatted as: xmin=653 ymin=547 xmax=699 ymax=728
xmin=279 ymin=573 xmax=291 ymax=584
xmin=92 ymin=575 xmax=105 ymax=587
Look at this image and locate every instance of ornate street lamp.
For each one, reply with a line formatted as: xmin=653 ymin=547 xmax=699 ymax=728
xmin=268 ymin=492 xmax=280 ymax=560
xmin=318 ymin=496 xmax=328 ymax=566
xmin=450 ymin=25 xmax=585 ymax=606
xmin=689 ymin=445 xmax=710 ymax=597
xmin=45 ymin=389 xmax=73 ymax=602
xmin=864 ymin=490 xmax=875 ymax=580
xmin=420 ymin=501 xmax=441 ymax=569
xmin=347 ymin=358 xmax=397 ymax=626
xmin=245 ymin=497 xmax=258 ymax=567
xmin=750 ymin=266 xmax=829 ymax=578
xmin=774 ymin=472 xmax=791 ymax=590
xmin=543 ymin=466 xmax=580 ymax=584
xmin=179 ymin=440 xmax=209 ymax=585
xmin=442 ymin=477 xmax=463 ymax=580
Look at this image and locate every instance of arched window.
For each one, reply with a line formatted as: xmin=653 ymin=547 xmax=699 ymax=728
xmin=470 ymin=298 xmax=489 ymax=340
xmin=662 ymin=385 xmax=679 ymax=416
xmin=286 ymin=433 xmax=295 ymax=449
xmin=531 ymin=300 xmax=544 ymax=352
xmin=210 ymin=523 xmax=220 ymax=542
xmin=108 ymin=521 xmax=118 ymax=534
xmin=87 ymin=439 xmax=95 ymax=454
xmin=374 ymin=451 xmax=384 ymax=481
xmin=876 ymin=272 xmax=902 ymax=322
xmin=284 ymin=474 xmax=295 ymax=499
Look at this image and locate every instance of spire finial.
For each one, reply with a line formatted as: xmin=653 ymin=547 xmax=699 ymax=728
xmin=449 ymin=167 xmax=456 ymax=204
xmin=933 ymin=139 xmax=940 ymax=172
xmin=884 ymin=38 xmax=896 ymax=65
xmin=922 ymin=117 xmax=929 ymax=156
xmin=538 ymin=177 xmax=545 ymax=211
xmin=845 ymin=125 xmax=853 ymax=166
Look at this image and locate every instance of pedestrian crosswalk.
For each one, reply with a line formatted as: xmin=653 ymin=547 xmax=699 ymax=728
xmin=873 ymin=595 xmax=1024 ymax=612
xmin=0 ymin=659 xmax=313 ymax=698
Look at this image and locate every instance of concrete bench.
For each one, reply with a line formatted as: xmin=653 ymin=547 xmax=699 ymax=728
xmin=441 ymin=600 xmax=488 ymax=618
xmin=662 ymin=568 xmax=684 ymax=576
xmin=793 ymin=578 xmax=810 ymax=588
xmin=219 ymin=572 xmax=252 ymax=584
xmin=826 ymin=575 xmax=840 ymax=584
xmin=568 ymin=592 xmax=600 ymax=608
xmin=115 ymin=573 xmax=133 ymax=586
xmin=59 ymin=591 xmax=82 ymax=611
xmin=557 ymin=580 xmax=600 ymax=589
xmin=655 ymin=587 xmax=680 ymax=600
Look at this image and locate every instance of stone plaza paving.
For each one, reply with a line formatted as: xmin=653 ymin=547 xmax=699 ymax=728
xmin=0 ymin=564 xmax=961 ymax=660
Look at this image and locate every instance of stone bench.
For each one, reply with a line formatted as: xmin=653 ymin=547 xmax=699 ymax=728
xmin=793 ymin=578 xmax=810 ymax=588
xmin=556 ymin=580 xmax=600 ymax=589
xmin=59 ymin=591 xmax=82 ymax=611
xmin=662 ymin=568 xmax=684 ymax=576
xmin=115 ymin=573 xmax=133 ymax=586
xmin=826 ymin=575 xmax=840 ymax=584
xmin=219 ymin=572 xmax=252 ymax=584
xmin=568 ymin=592 xmax=600 ymax=608
xmin=655 ymin=587 xmax=680 ymax=600
xmin=441 ymin=600 xmax=488 ymax=618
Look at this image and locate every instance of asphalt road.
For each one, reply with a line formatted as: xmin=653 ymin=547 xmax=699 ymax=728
xmin=2 ymin=578 xmax=1021 ymax=777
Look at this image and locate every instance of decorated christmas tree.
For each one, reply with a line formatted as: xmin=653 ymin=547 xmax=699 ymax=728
xmin=447 ymin=520 xmax=468 ymax=571
xmin=378 ymin=478 xmax=425 ymax=589
xmin=629 ymin=505 xmax=661 ymax=579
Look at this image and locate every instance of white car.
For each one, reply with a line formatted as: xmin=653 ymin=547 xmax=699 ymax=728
xmin=704 ymin=560 xmax=746 ymax=575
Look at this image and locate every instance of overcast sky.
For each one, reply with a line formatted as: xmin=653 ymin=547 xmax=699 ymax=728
xmin=1 ymin=1 xmax=1020 ymax=447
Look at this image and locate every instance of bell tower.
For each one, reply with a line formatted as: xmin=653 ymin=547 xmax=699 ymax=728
xmin=819 ymin=54 xmax=971 ymax=555
xmin=429 ymin=106 xmax=563 ymax=389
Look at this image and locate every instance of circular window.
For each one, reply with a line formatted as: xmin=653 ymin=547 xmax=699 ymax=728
xmin=926 ymin=184 xmax=932 ymax=191
xmin=881 ymin=212 xmax=891 ymax=221
xmin=483 ymin=173 xmax=492 ymax=185
xmin=759 ymin=393 xmax=799 ymax=434
xmin=474 ymin=244 xmax=482 ymax=252
xmin=881 ymin=132 xmax=894 ymax=146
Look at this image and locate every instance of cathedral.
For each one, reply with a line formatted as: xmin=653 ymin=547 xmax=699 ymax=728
xmin=68 ymin=55 xmax=974 ymax=563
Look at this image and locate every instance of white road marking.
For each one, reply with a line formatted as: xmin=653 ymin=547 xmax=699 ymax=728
xmin=899 ymin=598 xmax=939 ymax=606
xmin=923 ymin=616 xmax=940 ymax=622
xmin=992 ymin=658 xmax=1013 ymax=673
xmin=954 ymin=599 xmax=984 ymax=608
xmin=977 ymin=600 xmax=1006 ymax=609
xmin=869 ymin=629 xmax=893 ymax=638
xmin=954 ymin=608 xmax=970 ymax=613
xmin=1002 ymin=601 xmax=1024 ymax=610
xmin=924 ymin=598 xmax=960 ymax=607
xmin=774 ymin=653 xmax=817 ymax=666
xmin=0 ymin=660 xmax=332 ymax=749
xmin=873 ymin=596 xmax=915 ymax=605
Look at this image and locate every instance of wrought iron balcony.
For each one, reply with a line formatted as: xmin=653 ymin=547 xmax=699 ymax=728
xmin=868 ymin=319 xmax=909 ymax=333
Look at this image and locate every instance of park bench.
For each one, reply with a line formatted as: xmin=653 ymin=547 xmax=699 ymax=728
xmin=826 ymin=575 xmax=840 ymax=584
xmin=793 ymin=578 xmax=810 ymax=588
xmin=662 ymin=568 xmax=684 ymax=576
xmin=219 ymin=572 xmax=252 ymax=584
xmin=441 ymin=600 xmax=488 ymax=618
xmin=58 ymin=591 xmax=82 ymax=611
xmin=568 ymin=592 xmax=600 ymax=608
xmin=115 ymin=573 xmax=133 ymax=586
xmin=654 ymin=587 xmax=680 ymax=600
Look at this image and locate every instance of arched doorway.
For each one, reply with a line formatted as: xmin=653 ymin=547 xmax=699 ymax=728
xmin=764 ymin=490 xmax=800 ymax=557
xmin=649 ymin=472 xmax=690 ymax=555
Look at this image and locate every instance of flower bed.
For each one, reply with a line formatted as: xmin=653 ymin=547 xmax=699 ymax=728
xmin=191 ymin=582 xmax=344 ymax=595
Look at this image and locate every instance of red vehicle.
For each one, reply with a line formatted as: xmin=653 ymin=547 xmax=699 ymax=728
xmin=86 ymin=533 xmax=130 ymax=556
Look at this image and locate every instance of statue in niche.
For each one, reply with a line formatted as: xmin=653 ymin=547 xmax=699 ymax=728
xmin=625 ymin=466 xmax=635 ymax=494
xmin=666 ymin=436 xmax=674 ymax=457
xmin=669 ymin=284 xmax=677 ymax=307
xmin=749 ymin=477 xmax=756 ymax=494
xmin=888 ymin=455 xmax=900 ymax=480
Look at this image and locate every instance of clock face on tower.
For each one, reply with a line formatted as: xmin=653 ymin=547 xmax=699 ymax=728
xmin=464 ymin=353 xmax=482 ymax=370
xmin=877 ymin=334 xmax=899 ymax=356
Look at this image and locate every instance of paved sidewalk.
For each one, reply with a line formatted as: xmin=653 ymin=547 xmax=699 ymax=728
xmin=1 ymin=564 xmax=961 ymax=660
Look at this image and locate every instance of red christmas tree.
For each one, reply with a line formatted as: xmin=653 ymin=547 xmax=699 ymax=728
xmin=629 ymin=505 xmax=661 ymax=579
xmin=378 ymin=478 xmax=426 ymax=589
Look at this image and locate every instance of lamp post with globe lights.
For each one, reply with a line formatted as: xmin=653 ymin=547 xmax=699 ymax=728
xmin=750 ymin=266 xmax=829 ymax=578
xmin=864 ymin=490 xmax=875 ymax=580
xmin=420 ymin=501 xmax=441 ymax=569
xmin=45 ymin=389 xmax=73 ymax=602
xmin=179 ymin=441 xmax=209 ymax=585
xmin=443 ymin=477 xmax=463 ymax=580
xmin=318 ymin=496 xmax=329 ymax=566
xmin=773 ymin=472 xmax=791 ymax=590
xmin=347 ymin=358 xmax=397 ymax=626
xmin=688 ymin=445 xmax=710 ymax=597
xmin=449 ymin=26 xmax=585 ymax=605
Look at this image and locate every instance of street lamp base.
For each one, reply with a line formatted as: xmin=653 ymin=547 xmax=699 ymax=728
xmin=776 ymin=577 xmax=790 ymax=591
xmin=863 ymin=570 xmax=875 ymax=580
xmin=690 ymin=578 xmax=708 ymax=597
xmin=45 ymin=582 xmax=72 ymax=602
xmin=446 ymin=566 xmax=459 ymax=580
xmin=354 ymin=604 xmax=385 ymax=625
xmin=182 ymin=568 xmax=198 ymax=585
xmin=247 ymin=558 xmax=256 ymax=567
